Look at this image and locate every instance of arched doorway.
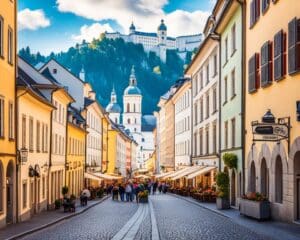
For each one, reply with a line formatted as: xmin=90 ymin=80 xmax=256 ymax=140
xmin=294 ymin=151 xmax=300 ymax=220
xmin=250 ymin=161 xmax=256 ymax=192
xmin=6 ymin=161 xmax=14 ymax=224
xmin=260 ymin=158 xmax=269 ymax=198
xmin=231 ymin=170 xmax=236 ymax=206
xmin=275 ymin=156 xmax=283 ymax=203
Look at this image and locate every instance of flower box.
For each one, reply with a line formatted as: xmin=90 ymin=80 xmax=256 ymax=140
xmin=240 ymin=199 xmax=270 ymax=220
xmin=216 ymin=197 xmax=230 ymax=210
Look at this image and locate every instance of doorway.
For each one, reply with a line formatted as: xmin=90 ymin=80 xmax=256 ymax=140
xmin=6 ymin=161 xmax=14 ymax=224
xmin=295 ymin=152 xmax=300 ymax=220
xmin=231 ymin=170 xmax=236 ymax=206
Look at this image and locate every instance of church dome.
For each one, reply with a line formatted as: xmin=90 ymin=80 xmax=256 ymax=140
xmin=158 ymin=19 xmax=167 ymax=31
xmin=129 ymin=22 xmax=136 ymax=31
xmin=124 ymin=86 xmax=142 ymax=95
xmin=106 ymin=102 xmax=121 ymax=113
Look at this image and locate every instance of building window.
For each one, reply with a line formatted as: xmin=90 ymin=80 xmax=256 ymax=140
xmin=8 ymin=27 xmax=13 ymax=64
xmin=261 ymin=41 xmax=273 ymax=86
xmin=200 ymin=98 xmax=203 ymax=122
xmin=8 ymin=101 xmax=14 ymax=139
xmin=127 ymin=118 xmax=131 ymax=124
xmin=250 ymin=0 xmax=260 ymax=27
xmin=29 ymin=117 xmax=34 ymax=151
xmin=206 ymin=64 xmax=209 ymax=84
xmin=199 ymin=129 xmax=203 ymax=155
xmin=224 ymin=121 xmax=228 ymax=149
xmin=231 ymin=24 xmax=236 ymax=54
xmin=36 ymin=121 xmax=40 ymax=152
xmin=231 ymin=118 xmax=236 ymax=148
xmin=0 ymin=16 xmax=3 ymax=57
xmin=231 ymin=69 xmax=236 ymax=97
xmin=45 ymin=125 xmax=48 ymax=152
xmin=200 ymin=70 xmax=203 ymax=89
xmin=213 ymin=54 xmax=217 ymax=76
xmin=0 ymin=97 xmax=4 ymax=138
xmin=206 ymin=127 xmax=209 ymax=155
xmin=42 ymin=177 xmax=45 ymax=199
xmin=274 ymin=30 xmax=286 ymax=80
xmin=23 ymin=182 xmax=27 ymax=209
xmin=127 ymin=103 xmax=130 ymax=112
xmin=224 ymin=76 xmax=228 ymax=103
xmin=262 ymin=0 xmax=270 ymax=14
xmin=193 ymin=133 xmax=197 ymax=156
xmin=213 ymin=88 xmax=217 ymax=113
xmin=53 ymin=69 xmax=57 ymax=74
xmin=225 ymin=37 xmax=228 ymax=62
xmin=213 ymin=123 xmax=217 ymax=154
xmin=248 ymin=53 xmax=260 ymax=93
xmin=22 ymin=115 xmax=26 ymax=148
xmin=288 ymin=18 xmax=300 ymax=74
xmin=206 ymin=94 xmax=209 ymax=119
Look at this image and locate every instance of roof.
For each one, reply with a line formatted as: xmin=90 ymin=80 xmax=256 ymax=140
xmin=40 ymin=67 xmax=61 ymax=85
xmin=106 ymin=102 xmax=121 ymax=113
xmin=124 ymin=86 xmax=142 ymax=95
xmin=84 ymin=97 xmax=95 ymax=107
xmin=68 ymin=106 xmax=85 ymax=124
xmin=134 ymin=31 xmax=157 ymax=37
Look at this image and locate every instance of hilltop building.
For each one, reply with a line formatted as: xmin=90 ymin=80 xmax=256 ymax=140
xmin=105 ymin=19 xmax=202 ymax=62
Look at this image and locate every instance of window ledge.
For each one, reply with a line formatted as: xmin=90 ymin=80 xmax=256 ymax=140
xmin=223 ymin=100 xmax=228 ymax=106
xmin=274 ymin=76 xmax=285 ymax=82
xmin=231 ymin=49 xmax=237 ymax=58
xmin=261 ymin=81 xmax=272 ymax=88
xmin=212 ymin=110 xmax=218 ymax=115
xmin=0 ymin=55 xmax=4 ymax=60
xmin=9 ymin=138 xmax=15 ymax=142
xmin=230 ymin=94 xmax=237 ymax=101
xmin=0 ymin=136 xmax=5 ymax=140
xmin=248 ymin=88 xmax=257 ymax=94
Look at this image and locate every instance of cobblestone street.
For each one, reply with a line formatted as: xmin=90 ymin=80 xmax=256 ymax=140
xmin=19 ymin=194 xmax=283 ymax=240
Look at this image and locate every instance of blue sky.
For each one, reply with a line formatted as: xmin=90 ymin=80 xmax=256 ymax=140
xmin=18 ymin=0 xmax=214 ymax=55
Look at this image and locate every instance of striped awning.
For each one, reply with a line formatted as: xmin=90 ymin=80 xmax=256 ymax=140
xmin=185 ymin=166 xmax=217 ymax=180
xmin=161 ymin=167 xmax=192 ymax=180
xmin=171 ymin=166 xmax=205 ymax=181
xmin=85 ymin=172 xmax=123 ymax=181
xmin=154 ymin=171 xmax=175 ymax=179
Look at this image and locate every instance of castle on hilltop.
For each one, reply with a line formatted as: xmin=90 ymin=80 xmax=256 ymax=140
xmin=105 ymin=19 xmax=202 ymax=62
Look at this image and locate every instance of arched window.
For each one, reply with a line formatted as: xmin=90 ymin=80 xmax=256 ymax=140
xmin=260 ymin=158 xmax=269 ymax=197
xmin=275 ymin=156 xmax=283 ymax=203
xmin=133 ymin=104 xmax=136 ymax=112
xmin=127 ymin=103 xmax=130 ymax=113
xmin=134 ymin=118 xmax=137 ymax=124
xmin=127 ymin=118 xmax=131 ymax=124
xmin=250 ymin=161 xmax=256 ymax=192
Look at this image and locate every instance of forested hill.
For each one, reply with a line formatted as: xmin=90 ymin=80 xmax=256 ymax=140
xmin=19 ymin=35 xmax=194 ymax=114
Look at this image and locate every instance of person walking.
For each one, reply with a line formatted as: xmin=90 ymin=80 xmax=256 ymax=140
xmin=158 ymin=182 xmax=162 ymax=194
xmin=135 ymin=184 xmax=141 ymax=204
xmin=119 ymin=184 xmax=125 ymax=201
xmin=125 ymin=182 xmax=132 ymax=202
xmin=153 ymin=181 xmax=158 ymax=195
xmin=112 ymin=184 xmax=119 ymax=201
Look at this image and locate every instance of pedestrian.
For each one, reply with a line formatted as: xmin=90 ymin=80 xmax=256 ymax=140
xmin=135 ymin=184 xmax=141 ymax=203
xmin=153 ymin=181 xmax=158 ymax=195
xmin=125 ymin=182 xmax=132 ymax=202
xmin=119 ymin=184 xmax=125 ymax=201
xmin=158 ymin=182 xmax=162 ymax=194
xmin=112 ymin=185 xmax=119 ymax=201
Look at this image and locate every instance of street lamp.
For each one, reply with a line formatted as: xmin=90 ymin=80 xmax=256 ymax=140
xmin=262 ymin=109 xmax=275 ymax=123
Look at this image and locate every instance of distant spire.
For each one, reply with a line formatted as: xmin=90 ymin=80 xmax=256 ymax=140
xmin=79 ymin=66 xmax=85 ymax=82
xmin=111 ymin=85 xmax=117 ymax=103
xmin=129 ymin=65 xmax=137 ymax=86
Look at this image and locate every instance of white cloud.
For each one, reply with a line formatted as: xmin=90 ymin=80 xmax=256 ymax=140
xmin=18 ymin=8 xmax=50 ymax=31
xmin=72 ymin=23 xmax=114 ymax=42
xmin=56 ymin=0 xmax=209 ymax=36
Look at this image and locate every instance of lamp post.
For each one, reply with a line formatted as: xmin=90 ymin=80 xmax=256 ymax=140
xmin=17 ymin=147 xmax=28 ymax=165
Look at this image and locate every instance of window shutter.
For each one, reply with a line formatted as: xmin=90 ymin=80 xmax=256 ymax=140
xmin=262 ymin=0 xmax=269 ymax=13
xmin=255 ymin=0 xmax=260 ymax=21
xmin=250 ymin=0 xmax=254 ymax=27
xmin=274 ymin=30 xmax=286 ymax=80
xmin=288 ymin=18 xmax=300 ymax=74
xmin=248 ymin=53 xmax=259 ymax=93
xmin=261 ymin=42 xmax=272 ymax=86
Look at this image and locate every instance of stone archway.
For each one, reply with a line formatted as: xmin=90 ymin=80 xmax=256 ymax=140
xmin=231 ymin=170 xmax=236 ymax=206
xmin=260 ymin=158 xmax=269 ymax=198
xmin=6 ymin=161 xmax=14 ymax=224
xmin=250 ymin=161 xmax=256 ymax=193
xmin=294 ymin=151 xmax=300 ymax=220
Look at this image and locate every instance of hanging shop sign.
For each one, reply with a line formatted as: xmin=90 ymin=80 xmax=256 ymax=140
xmin=251 ymin=110 xmax=290 ymax=143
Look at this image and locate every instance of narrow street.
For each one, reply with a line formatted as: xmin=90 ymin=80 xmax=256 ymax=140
xmin=21 ymin=194 xmax=272 ymax=240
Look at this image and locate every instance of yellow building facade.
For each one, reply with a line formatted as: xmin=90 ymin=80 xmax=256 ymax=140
xmin=245 ymin=0 xmax=300 ymax=221
xmin=101 ymin=115 xmax=109 ymax=173
xmin=66 ymin=107 xmax=86 ymax=198
xmin=107 ymin=129 xmax=118 ymax=175
xmin=0 ymin=0 xmax=16 ymax=228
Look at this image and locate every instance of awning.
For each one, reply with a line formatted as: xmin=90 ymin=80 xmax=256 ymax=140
xmin=134 ymin=174 xmax=150 ymax=179
xmin=161 ymin=167 xmax=192 ymax=180
xmin=186 ymin=166 xmax=217 ymax=180
xmin=154 ymin=171 xmax=175 ymax=179
xmin=171 ymin=166 xmax=205 ymax=181
xmin=84 ymin=172 xmax=123 ymax=181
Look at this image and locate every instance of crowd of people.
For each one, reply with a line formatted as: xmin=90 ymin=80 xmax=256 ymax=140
xmin=106 ymin=180 xmax=169 ymax=203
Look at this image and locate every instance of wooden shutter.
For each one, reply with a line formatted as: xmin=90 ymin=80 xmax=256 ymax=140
xmin=250 ymin=0 xmax=254 ymax=27
xmin=274 ymin=30 xmax=286 ymax=80
xmin=288 ymin=18 xmax=300 ymax=74
xmin=248 ymin=53 xmax=259 ymax=93
xmin=261 ymin=41 xmax=273 ymax=86
xmin=262 ymin=0 xmax=269 ymax=13
xmin=255 ymin=0 xmax=260 ymax=21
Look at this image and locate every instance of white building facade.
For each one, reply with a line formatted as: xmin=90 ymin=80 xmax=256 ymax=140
xmin=105 ymin=20 xmax=202 ymax=62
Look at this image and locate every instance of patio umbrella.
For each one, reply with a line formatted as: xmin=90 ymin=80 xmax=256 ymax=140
xmin=82 ymin=189 xmax=91 ymax=198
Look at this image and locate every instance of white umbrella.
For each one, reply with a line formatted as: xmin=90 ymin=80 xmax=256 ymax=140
xmin=82 ymin=189 xmax=91 ymax=198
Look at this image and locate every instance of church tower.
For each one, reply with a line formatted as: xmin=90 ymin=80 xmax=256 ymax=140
xmin=106 ymin=86 xmax=121 ymax=124
xmin=123 ymin=66 xmax=142 ymax=133
xmin=157 ymin=19 xmax=167 ymax=46
xmin=79 ymin=66 xmax=85 ymax=81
